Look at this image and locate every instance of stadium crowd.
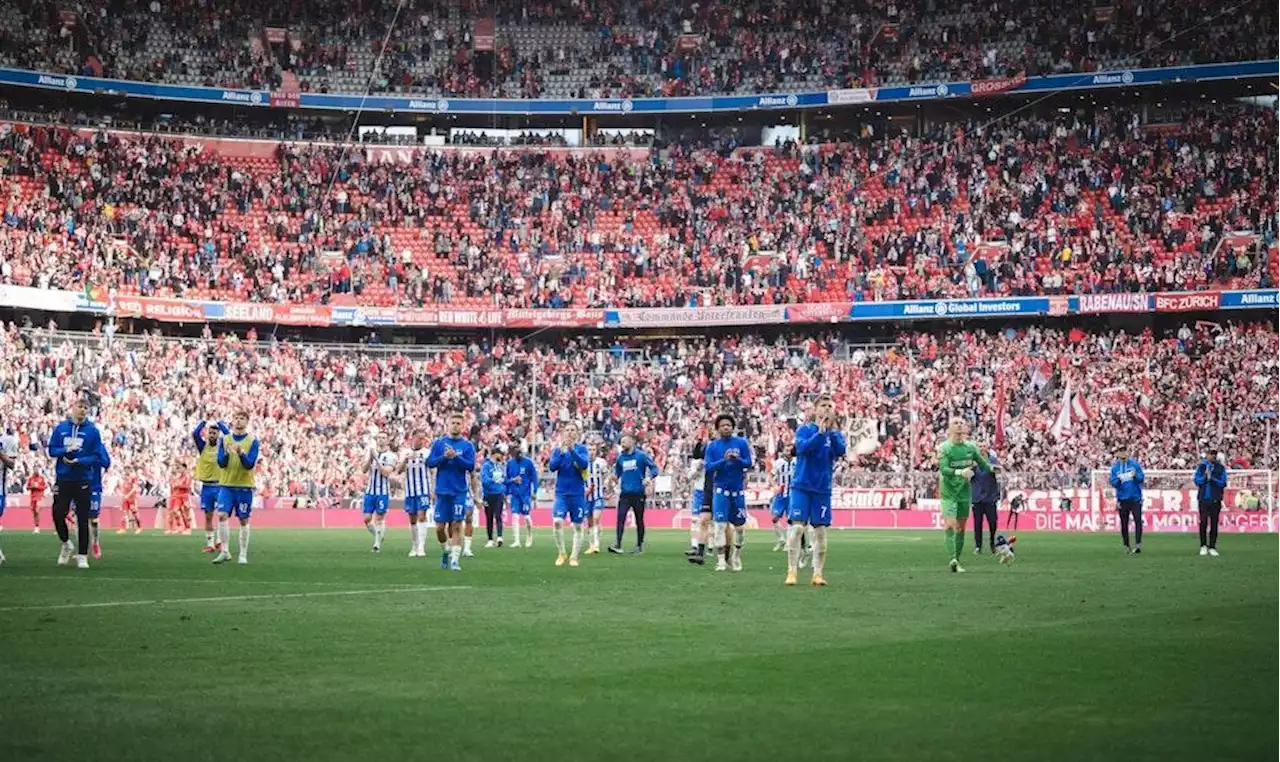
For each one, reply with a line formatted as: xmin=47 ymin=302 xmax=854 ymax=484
xmin=1 ymin=319 xmax=1274 ymax=502
xmin=0 ymin=0 xmax=1273 ymax=97
xmin=0 ymin=106 xmax=1274 ymax=309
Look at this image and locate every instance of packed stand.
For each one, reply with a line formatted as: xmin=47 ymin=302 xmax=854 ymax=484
xmin=0 ymin=0 xmax=1273 ymax=99
xmin=0 ymin=320 xmax=1275 ymax=503
xmin=1 ymin=105 xmax=1274 ymax=309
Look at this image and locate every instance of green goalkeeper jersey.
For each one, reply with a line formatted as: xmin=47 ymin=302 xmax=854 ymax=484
xmin=937 ymin=439 xmax=990 ymax=504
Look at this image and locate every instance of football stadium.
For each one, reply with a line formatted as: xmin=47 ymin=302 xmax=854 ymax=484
xmin=0 ymin=1 xmax=1277 ymax=760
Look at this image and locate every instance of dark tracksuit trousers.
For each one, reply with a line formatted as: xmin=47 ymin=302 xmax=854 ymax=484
xmin=53 ymin=480 xmax=92 ymax=555
xmin=616 ymin=493 xmax=647 ymax=548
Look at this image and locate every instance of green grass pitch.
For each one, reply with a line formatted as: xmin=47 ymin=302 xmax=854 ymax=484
xmin=0 ymin=529 xmax=1275 ymax=762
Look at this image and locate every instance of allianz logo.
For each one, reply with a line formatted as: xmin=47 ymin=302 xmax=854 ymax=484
xmin=409 ymin=99 xmax=450 ymax=111
xmin=757 ymin=94 xmax=799 ymax=107
xmin=591 ymin=100 xmax=634 ymax=112
xmin=38 ymin=74 xmax=77 ymax=89
xmin=907 ymin=83 xmax=949 ymax=98
xmin=1091 ymin=71 xmax=1136 ymax=85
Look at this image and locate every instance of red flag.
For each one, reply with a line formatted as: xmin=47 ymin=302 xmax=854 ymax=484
xmin=993 ymin=377 xmax=1007 ymax=449
xmin=1135 ymin=361 xmax=1153 ymax=428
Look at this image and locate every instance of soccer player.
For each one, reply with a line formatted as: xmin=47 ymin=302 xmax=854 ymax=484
xmin=362 ymin=434 xmax=396 ymax=553
xmin=47 ymin=397 xmax=106 ymax=569
xmin=704 ymin=413 xmax=754 ymax=572
xmin=585 ymin=441 xmax=608 ymax=554
xmin=686 ymin=440 xmax=706 ymax=553
xmin=462 ymin=468 xmax=480 ymax=557
xmin=971 ymin=447 xmax=1001 ymax=554
xmin=400 ymin=428 xmax=432 ymax=557
xmin=787 ymin=397 xmax=846 ymax=586
xmin=0 ymin=433 xmax=14 ymax=563
xmin=506 ymin=443 xmax=538 ymax=547
xmin=426 ymin=412 xmax=476 ymax=571
xmin=88 ymin=437 xmax=111 ymax=556
xmin=769 ymin=445 xmax=795 ymax=551
xmin=213 ymin=410 xmax=260 ymax=565
xmin=1108 ymin=445 xmax=1145 ymax=554
xmin=480 ymin=445 xmax=508 ymax=548
xmin=1193 ymin=445 xmax=1228 ymax=557
xmin=937 ymin=417 xmax=990 ymax=573
xmin=27 ymin=468 xmax=48 ymax=534
xmin=117 ymin=474 xmax=142 ymax=535
xmin=610 ymin=433 xmax=658 ymax=554
xmin=169 ymin=465 xmax=193 ymax=535
xmin=547 ymin=422 xmax=590 ymax=567
xmin=192 ymin=420 xmax=229 ymax=552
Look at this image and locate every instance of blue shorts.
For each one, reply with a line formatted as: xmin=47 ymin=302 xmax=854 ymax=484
xmin=712 ymin=491 xmax=747 ymax=527
xmin=217 ymin=486 xmax=254 ymax=520
xmin=789 ymin=489 xmax=832 ymax=527
xmin=0 ymin=491 xmax=5 ymax=517
xmin=553 ymin=493 xmax=586 ymax=525
xmin=89 ymin=489 xmax=103 ymax=519
xmin=433 ymin=493 xmax=466 ymax=524
xmin=462 ymin=491 xmax=475 ymax=515
xmin=404 ymin=495 xmax=428 ymax=516
xmin=362 ymin=494 xmax=389 ymax=516
xmin=586 ymin=497 xmax=605 ymax=517
xmin=770 ymin=494 xmax=789 ymax=520
xmin=199 ymin=482 xmax=220 ymax=514
xmin=509 ymin=495 xmax=532 ymax=516
xmin=692 ymin=489 xmax=705 ymax=514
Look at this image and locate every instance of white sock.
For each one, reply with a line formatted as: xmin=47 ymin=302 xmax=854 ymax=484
xmin=450 ymin=543 xmax=461 ymax=563
xmin=553 ymin=522 xmax=565 ymax=554
xmin=525 ymin=518 xmax=534 ymax=539
xmin=366 ymin=521 xmax=375 ymax=537
xmin=734 ymin=526 xmax=745 ymax=549
xmin=440 ymin=539 xmax=448 ymax=553
xmin=376 ymin=521 xmax=386 ymax=546
xmin=238 ymin=524 xmax=250 ymax=558
xmin=464 ymin=535 xmax=472 ymax=552
xmin=813 ymin=526 xmax=827 ymax=576
xmin=410 ymin=523 xmax=420 ymax=551
xmin=571 ymin=525 xmax=583 ymax=559
xmin=592 ymin=524 xmax=601 ymax=548
xmin=219 ymin=518 xmax=231 ymax=550
xmin=513 ymin=521 xmax=521 ymax=544
xmin=690 ymin=521 xmax=699 ymax=547
xmin=205 ymin=530 xmax=215 ymax=546
xmin=773 ymin=521 xmax=786 ymax=544
xmin=786 ymin=524 xmax=803 ymax=571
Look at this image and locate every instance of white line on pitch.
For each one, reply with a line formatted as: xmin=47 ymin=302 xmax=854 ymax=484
xmin=0 ymin=585 xmax=471 ymax=613
xmin=11 ymin=575 xmax=432 ymax=587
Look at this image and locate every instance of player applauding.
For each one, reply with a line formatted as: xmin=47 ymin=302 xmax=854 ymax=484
xmin=426 ymin=412 xmax=476 ymax=571
xmin=362 ymin=433 xmax=396 ymax=553
xmin=548 ymin=423 xmax=590 ymax=568
xmin=213 ymin=410 xmax=260 ymax=566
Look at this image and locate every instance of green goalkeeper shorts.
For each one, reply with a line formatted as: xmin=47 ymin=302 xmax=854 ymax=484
xmin=940 ymin=500 xmax=971 ymax=521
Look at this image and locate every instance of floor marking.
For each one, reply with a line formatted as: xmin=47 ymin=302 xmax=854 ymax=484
xmin=0 ymin=585 xmax=470 ymax=613
xmin=11 ymin=575 xmax=430 ymax=587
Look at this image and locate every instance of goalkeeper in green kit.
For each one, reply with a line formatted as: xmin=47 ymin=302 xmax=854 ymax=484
xmin=937 ymin=418 xmax=991 ymax=573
